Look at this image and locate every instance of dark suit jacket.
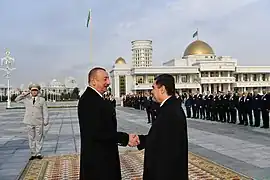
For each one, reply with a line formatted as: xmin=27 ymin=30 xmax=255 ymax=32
xmin=137 ymin=96 xmax=188 ymax=180
xmin=78 ymin=87 xmax=129 ymax=180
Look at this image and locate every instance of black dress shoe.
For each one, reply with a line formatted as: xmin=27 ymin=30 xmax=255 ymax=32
xmin=36 ymin=155 xmax=43 ymax=159
xmin=29 ymin=156 xmax=35 ymax=160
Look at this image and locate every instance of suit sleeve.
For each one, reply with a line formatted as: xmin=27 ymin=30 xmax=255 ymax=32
xmin=15 ymin=94 xmax=26 ymax=103
xmin=78 ymin=99 xmax=128 ymax=144
xmin=137 ymin=135 xmax=147 ymax=150
xmin=117 ymin=132 xmax=129 ymax=146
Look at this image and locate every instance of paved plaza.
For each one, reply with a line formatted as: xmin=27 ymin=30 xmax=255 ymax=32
xmin=0 ymin=102 xmax=270 ymax=179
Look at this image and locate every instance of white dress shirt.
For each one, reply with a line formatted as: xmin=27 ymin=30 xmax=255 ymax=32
xmin=89 ymin=86 xmax=103 ymax=98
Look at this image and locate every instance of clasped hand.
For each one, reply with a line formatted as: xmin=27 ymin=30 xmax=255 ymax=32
xmin=128 ymin=134 xmax=140 ymax=147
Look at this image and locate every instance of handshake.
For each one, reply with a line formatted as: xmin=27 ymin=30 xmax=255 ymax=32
xmin=128 ymin=134 xmax=140 ymax=147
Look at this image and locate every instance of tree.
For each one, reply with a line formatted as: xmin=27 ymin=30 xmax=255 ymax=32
xmin=71 ymin=87 xmax=80 ymax=100
xmin=11 ymin=94 xmax=17 ymax=101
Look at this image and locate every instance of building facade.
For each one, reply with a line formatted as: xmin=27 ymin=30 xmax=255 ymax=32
xmin=131 ymin=40 xmax=153 ymax=67
xmin=110 ymin=39 xmax=270 ymax=98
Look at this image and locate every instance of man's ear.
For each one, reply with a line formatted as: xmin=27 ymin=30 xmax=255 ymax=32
xmin=160 ymin=85 xmax=165 ymax=94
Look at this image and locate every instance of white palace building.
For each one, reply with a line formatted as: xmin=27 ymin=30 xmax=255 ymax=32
xmin=110 ymin=39 xmax=270 ymax=98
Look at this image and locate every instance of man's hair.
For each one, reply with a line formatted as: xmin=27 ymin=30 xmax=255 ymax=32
xmin=154 ymin=74 xmax=175 ymax=96
xmin=88 ymin=67 xmax=106 ymax=83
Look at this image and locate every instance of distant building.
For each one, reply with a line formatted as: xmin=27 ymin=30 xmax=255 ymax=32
xmin=37 ymin=77 xmax=79 ymax=101
xmin=0 ymin=84 xmax=19 ymax=102
xmin=110 ymin=39 xmax=270 ymax=98
xmin=131 ymin=40 xmax=153 ymax=67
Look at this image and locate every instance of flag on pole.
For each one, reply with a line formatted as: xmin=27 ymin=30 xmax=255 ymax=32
xmin=193 ymin=30 xmax=198 ymax=38
xmin=86 ymin=9 xmax=92 ymax=28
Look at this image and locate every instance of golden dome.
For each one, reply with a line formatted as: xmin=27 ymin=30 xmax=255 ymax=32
xmin=115 ymin=57 xmax=126 ymax=64
xmin=183 ymin=40 xmax=214 ymax=56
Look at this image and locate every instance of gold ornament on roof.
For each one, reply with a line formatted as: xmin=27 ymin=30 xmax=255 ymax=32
xmin=183 ymin=40 xmax=214 ymax=56
xmin=115 ymin=57 xmax=126 ymax=64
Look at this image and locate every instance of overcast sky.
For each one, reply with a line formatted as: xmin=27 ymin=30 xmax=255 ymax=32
xmin=0 ymin=0 xmax=269 ymax=88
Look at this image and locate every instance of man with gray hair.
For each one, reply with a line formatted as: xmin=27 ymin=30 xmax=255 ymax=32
xmin=15 ymin=83 xmax=49 ymax=160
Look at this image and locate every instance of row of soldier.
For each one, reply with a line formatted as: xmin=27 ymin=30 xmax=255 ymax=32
xmin=121 ymin=92 xmax=184 ymax=123
xmin=185 ymin=90 xmax=270 ymax=128
xmin=121 ymin=90 xmax=270 ymax=129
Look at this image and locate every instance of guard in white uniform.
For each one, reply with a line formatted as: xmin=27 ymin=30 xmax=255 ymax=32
xmin=15 ymin=84 xmax=49 ymax=160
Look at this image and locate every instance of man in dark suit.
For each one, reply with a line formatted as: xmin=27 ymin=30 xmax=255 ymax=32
xmin=252 ymin=90 xmax=262 ymax=127
xmin=261 ymin=90 xmax=270 ymax=129
xmin=78 ymin=67 xmax=137 ymax=180
xmin=133 ymin=74 xmax=188 ymax=180
xmin=143 ymin=93 xmax=152 ymax=123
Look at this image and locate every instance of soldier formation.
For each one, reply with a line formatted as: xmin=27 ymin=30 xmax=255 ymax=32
xmin=122 ymin=90 xmax=270 ymax=129
xmin=104 ymin=94 xmax=116 ymax=108
xmin=185 ymin=90 xmax=270 ymax=129
xmin=122 ymin=92 xmax=184 ymax=124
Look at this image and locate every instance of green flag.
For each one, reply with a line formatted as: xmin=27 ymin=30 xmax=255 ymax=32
xmin=86 ymin=9 xmax=91 ymax=28
xmin=193 ymin=30 xmax=198 ymax=38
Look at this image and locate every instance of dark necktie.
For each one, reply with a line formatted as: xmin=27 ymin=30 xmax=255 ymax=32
xmin=33 ymin=98 xmax=35 ymax=104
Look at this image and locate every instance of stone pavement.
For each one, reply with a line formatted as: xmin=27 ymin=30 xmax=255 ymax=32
xmin=0 ymin=102 xmax=270 ymax=180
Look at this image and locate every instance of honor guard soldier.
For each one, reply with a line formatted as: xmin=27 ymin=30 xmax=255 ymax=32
xmin=15 ymin=83 xmax=49 ymax=160
xmin=228 ymin=92 xmax=237 ymax=124
xmin=252 ymin=90 xmax=262 ymax=127
xmin=261 ymin=90 xmax=270 ymax=128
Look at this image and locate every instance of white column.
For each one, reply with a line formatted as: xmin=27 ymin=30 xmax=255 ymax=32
xmin=218 ymin=83 xmax=221 ymax=92
xmin=115 ymin=76 xmax=120 ymax=98
xmin=219 ymin=72 xmax=221 ymax=77
xmin=125 ymin=76 xmax=128 ymax=95
xmin=208 ymin=84 xmax=211 ymax=93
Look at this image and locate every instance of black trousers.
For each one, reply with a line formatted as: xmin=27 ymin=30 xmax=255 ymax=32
xmin=192 ymin=106 xmax=196 ymax=118
xmin=146 ymin=108 xmax=152 ymax=123
xmin=238 ymin=109 xmax=244 ymax=124
xmin=230 ymin=108 xmax=237 ymax=123
xmin=205 ymin=107 xmax=210 ymax=119
xmin=199 ymin=107 xmax=205 ymax=119
xmin=246 ymin=110 xmax=253 ymax=125
xmin=186 ymin=106 xmax=191 ymax=118
xmin=253 ymin=109 xmax=261 ymax=127
xmin=262 ymin=109 xmax=269 ymax=128
xmin=211 ymin=108 xmax=218 ymax=121
xmin=226 ymin=108 xmax=230 ymax=123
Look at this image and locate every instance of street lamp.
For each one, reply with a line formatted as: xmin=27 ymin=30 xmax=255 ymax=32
xmin=0 ymin=50 xmax=16 ymax=108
